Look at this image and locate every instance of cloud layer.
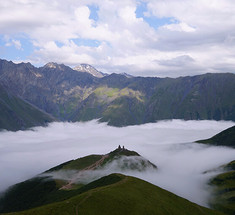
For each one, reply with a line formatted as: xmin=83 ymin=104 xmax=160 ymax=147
xmin=0 ymin=0 xmax=235 ymax=77
xmin=0 ymin=120 xmax=235 ymax=207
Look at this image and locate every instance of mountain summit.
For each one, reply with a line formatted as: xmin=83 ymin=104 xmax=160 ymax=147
xmin=74 ymin=64 xmax=105 ymax=78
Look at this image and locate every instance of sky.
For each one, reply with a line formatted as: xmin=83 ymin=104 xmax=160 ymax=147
xmin=0 ymin=120 xmax=235 ymax=206
xmin=0 ymin=0 xmax=235 ymax=77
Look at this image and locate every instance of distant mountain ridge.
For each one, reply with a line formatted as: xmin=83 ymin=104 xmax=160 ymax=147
xmin=0 ymin=58 xmax=235 ymax=130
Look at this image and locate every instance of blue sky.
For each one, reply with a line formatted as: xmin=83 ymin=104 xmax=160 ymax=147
xmin=0 ymin=0 xmax=235 ymax=77
xmin=0 ymin=35 xmax=34 ymax=61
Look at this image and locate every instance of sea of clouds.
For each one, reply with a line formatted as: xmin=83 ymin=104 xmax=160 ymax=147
xmin=0 ymin=119 xmax=235 ymax=206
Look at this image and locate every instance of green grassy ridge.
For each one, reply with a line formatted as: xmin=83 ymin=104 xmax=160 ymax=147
xmin=101 ymin=146 xmax=157 ymax=170
xmin=0 ymin=147 xmax=157 ymax=213
xmin=0 ymin=155 xmax=105 ymax=212
xmin=209 ymin=161 xmax=235 ymax=215
xmin=57 ymin=155 xmax=103 ymax=171
xmin=108 ymin=146 xmax=140 ymax=157
xmin=0 ymin=174 xmax=123 ymax=213
xmin=0 ymin=177 xmax=59 ymax=212
xmin=226 ymin=160 xmax=235 ymax=170
xmin=196 ymin=125 xmax=235 ymax=148
xmin=46 ymin=149 xmax=141 ymax=173
xmin=45 ymin=147 xmax=157 ymax=173
xmin=45 ymin=160 xmax=75 ymax=172
xmin=0 ymin=85 xmax=54 ymax=131
xmin=2 ymin=174 xmax=223 ymax=215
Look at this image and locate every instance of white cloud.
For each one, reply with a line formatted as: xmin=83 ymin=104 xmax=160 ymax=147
xmin=163 ymin=22 xmax=196 ymax=32
xmin=118 ymin=6 xmax=137 ymax=24
xmin=11 ymin=39 xmax=22 ymax=50
xmin=0 ymin=120 xmax=235 ymax=207
xmin=0 ymin=0 xmax=235 ymax=76
xmin=4 ymin=36 xmax=22 ymax=50
xmin=158 ymin=55 xmax=195 ymax=67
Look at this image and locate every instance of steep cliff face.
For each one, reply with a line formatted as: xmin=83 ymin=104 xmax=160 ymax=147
xmin=0 ymin=59 xmax=235 ymax=128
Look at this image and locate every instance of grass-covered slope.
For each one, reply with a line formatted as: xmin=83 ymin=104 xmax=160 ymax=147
xmin=197 ymin=125 xmax=235 ymax=148
xmin=70 ymin=86 xmax=146 ymax=126
xmin=46 ymin=146 xmax=156 ymax=172
xmin=0 ymin=147 xmax=157 ymax=213
xmin=1 ymin=174 xmax=223 ymax=215
xmin=0 ymin=85 xmax=54 ymax=131
xmin=209 ymin=160 xmax=235 ymax=215
xmin=0 ymin=174 xmax=123 ymax=213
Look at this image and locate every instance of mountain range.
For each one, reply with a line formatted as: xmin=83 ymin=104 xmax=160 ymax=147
xmin=0 ymin=58 xmax=235 ymax=131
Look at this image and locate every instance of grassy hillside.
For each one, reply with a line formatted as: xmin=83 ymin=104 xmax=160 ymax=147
xmin=197 ymin=125 xmax=235 ymax=148
xmin=1 ymin=174 xmax=224 ymax=215
xmin=0 ymin=147 xmax=157 ymax=213
xmin=0 ymin=85 xmax=54 ymax=131
xmin=209 ymin=160 xmax=235 ymax=215
xmin=70 ymin=86 xmax=146 ymax=126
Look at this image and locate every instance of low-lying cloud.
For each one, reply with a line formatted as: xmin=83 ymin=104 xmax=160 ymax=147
xmin=0 ymin=119 xmax=235 ymax=207
xmin=43 ymin=155 xmax=157 ymax=186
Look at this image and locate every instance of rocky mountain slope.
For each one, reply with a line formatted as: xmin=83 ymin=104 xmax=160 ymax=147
xmin=0 ymin=84 xmax=54 ymax=131
xmin=74 ymin=64 xmax=105 ymax=78
xmin=1 ymin=58 xmax=235 ymax=129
